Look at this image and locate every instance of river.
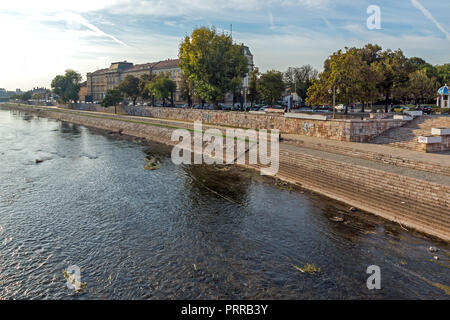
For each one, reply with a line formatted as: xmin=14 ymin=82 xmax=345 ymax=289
xmin=0 ymin=107 xmax=448 ymax=299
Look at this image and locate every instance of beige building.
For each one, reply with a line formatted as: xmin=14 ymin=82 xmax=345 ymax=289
xmin=86 ymin=59 xmax=181 ymax=102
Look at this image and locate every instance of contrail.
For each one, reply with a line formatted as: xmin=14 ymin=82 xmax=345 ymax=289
xmin=61 ymin=11 xmax=129 ymax=47
xmin=410 ymin=0 xmax=450 ymax=40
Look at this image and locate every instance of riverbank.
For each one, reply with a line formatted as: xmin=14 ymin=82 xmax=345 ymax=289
xmin=2 ymin=103 xmax=449 ymax=242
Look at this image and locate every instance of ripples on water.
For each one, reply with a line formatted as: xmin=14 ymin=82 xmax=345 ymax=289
xmin=0 ymin=108 xmax=449 ymax=299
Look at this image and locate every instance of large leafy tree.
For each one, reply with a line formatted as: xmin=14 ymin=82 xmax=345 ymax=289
xmin=138 ymin=74 xmax=156 ymax=102
xmin=393 ymin=69 xmax=438 ymax=104
xmin=148 ymin=77 xmax=177 ymax=107
xmin=51 ymin=69 xmax=82 ymax=103
xmin=179 ymin=27 xmax=249 ymax=109
xmin=373 ymin=49 xmax=414 ymax=112
xmin=118 ymin=75 xmax=140 ymax=105
xmin=101 ymin=88 xmax=123 ymax=113
xmin=258 ymin=70 xmax=285 ymax=106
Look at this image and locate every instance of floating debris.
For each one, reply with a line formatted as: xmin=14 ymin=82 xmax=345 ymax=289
xmin=63 ymin=270 xmax=87 ymax=293
xmin=349 ymin=207 xmax=358 ymax=212
xmin=400 ymin=260 xmax=407 ymax=265
xmin=35 ymin=159 xmax=44 ymax=164
xmin=434 ymin=256 xmax=439 ymax=261
xmin=329 ymin=217 xmax=344 ymax=222
xmin=292 ymin=263 xmax=321 ymax=275
xmin=193 ymin=264 xmax=198 ymax=271
xmin=143 ymin=156 xmax=161 ymax=171
xmin=429 ymin=246 xmax=438 ymax=253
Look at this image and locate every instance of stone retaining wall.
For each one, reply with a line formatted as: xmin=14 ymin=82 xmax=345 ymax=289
xmin=123 ymin=106 xmax=407 ymax=142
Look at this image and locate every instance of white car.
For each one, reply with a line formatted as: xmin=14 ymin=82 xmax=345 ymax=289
xmin=335 ymin=104 xmax=345 ymax=111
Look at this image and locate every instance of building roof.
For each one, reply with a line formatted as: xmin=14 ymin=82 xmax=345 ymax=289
xmin=438 ymin=84 xmax=449 ymax=95
xmin=124 ymin=62 xmax=158 ymax=73
xmin=153 ymin=59 xmax=180 ymax=70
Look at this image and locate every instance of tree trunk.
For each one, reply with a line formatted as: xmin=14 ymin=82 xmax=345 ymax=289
xmin=163 ymin=98 xmax=166 ymax=108
xmin=361 ymin=101 xmax=365 ymax=113
xmin=384 ymin=90 xmax=390 ymax=113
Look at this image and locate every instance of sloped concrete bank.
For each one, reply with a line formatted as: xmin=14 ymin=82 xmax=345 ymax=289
xmin=2 ymin=103 xmax=449 ymax=242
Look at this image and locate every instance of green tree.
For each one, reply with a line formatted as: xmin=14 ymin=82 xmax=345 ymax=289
xmin=397 ymin=69 xmax=438 ymax=105
xmin=51 ymin=69 xmax=82 ymax=103
xmin=118 ymin=75 xmax=140 ymax=106
xmin=138 ymin=73 xmax=156 ymax=102
xmin=148 ymin=78 xmax=177 ymax=107
xmin=179 ymin=26 xmax=249 ymax=109
xmin=258 ymin=70 xmax=285 ymax=106
xmin=20 ymin=91 xmax=32 ymax=102
xmin=101 ymin=88 xmax=123 ymax=114
xmin=247 ymin=67 xmax=260 ymax=107
xmin=436 ymin=64 xmax=450 ymax=86
xmin=373 ymin=49 xmax=414 ymax=112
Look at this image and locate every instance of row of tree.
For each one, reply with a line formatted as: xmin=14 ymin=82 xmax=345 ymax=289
xmin=306 ymin=44 xmax=448 ymax=113
xmin=101 ymin=73 xmax=178 ymax=111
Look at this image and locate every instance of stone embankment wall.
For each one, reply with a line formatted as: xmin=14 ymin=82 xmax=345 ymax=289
xmin=2 ymin=103 xmax=449 ymax=241
xmin=123 ymin=106 xmax=407 ymax=142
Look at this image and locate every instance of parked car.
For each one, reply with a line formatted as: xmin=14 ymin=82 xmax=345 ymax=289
xmin=417 ymin=105 xmax=432 ymax=114
xmin=193 ymin=104 xmax=203 ymax=109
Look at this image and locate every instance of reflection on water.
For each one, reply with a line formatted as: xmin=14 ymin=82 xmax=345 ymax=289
xmin=0 ymin=107 xmax=449 ymax=300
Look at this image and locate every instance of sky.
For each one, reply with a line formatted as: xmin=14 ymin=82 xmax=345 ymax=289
xmin=0 ymin=0 xmax=449 ymax=91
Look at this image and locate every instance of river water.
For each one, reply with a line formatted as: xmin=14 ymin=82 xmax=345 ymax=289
xmin=0 ymin=107 xmax=449 ymax=299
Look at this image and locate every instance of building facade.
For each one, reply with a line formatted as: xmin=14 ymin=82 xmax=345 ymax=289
xmin=86 ymin=59 xmax=181 ymax=102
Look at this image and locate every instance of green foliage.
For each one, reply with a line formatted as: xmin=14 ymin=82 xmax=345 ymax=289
xmin=179 ymin=26 xmax=249 ymax=108
xmin=435 ymin=64 xmax=450 ymax=85
xmin=148 ymin=77 xmax=177 ymax=107
xmin=138 ymin=73 xmax=156 ymax=101
xmin=179 ymin=72 xmax=195 ymax=106
xmin=258 ymin=70 xmax=285 ymax=106
xmin=118 ymin=75 xmax=140 ymax=105
xmin=51 ymin=69 xmax=82 ymax=103
xmin=247 ymin=67 xmax=260 ymax=106
xmin=20 ymin=91 xmax=32 ymax=101
xmin=101 ymin=89 xmax=122 ymax=108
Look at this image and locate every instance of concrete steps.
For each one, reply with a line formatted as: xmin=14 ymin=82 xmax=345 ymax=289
xmin=371 ymin=115 xmax=450 ymax=152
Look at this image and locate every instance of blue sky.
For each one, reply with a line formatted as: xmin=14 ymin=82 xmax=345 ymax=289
xmin=0 ymin=0 xmax=449 ymax=90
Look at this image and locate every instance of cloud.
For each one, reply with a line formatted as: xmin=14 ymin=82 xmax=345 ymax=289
xmin=410 ymin=0 xmax=450 ymax=40
xmin=57 ymin=11 xmax=128 ymax=47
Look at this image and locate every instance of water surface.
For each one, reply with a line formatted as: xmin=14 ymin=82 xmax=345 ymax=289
xmin=0 ymin=107 xmax=449 ymax=299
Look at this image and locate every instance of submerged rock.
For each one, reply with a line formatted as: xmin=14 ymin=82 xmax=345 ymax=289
xmin=349 ymin=207 xmax=358 ymax=212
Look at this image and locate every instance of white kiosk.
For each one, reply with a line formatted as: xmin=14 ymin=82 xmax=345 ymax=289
xmin=437 ymin=84 xmax=449 ymax=108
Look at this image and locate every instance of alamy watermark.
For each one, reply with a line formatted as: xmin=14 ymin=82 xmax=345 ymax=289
xmin=367 ymin=5 xmax=381 ymax=30
xmin=366 ymin=265 xmax=381 ymax=290
xmin=170 ymin=122 xmax=279 ymax=176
